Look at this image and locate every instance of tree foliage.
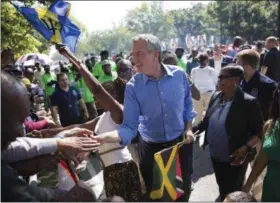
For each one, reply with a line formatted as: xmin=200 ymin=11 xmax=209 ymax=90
xmin=208 ymin=1 xmax=278 ymax=43
xmin=2 ymin=0 xmax=278 ymax=60
xmin=75 ymin=26 xmax=136 ymax=57
xmin=2 ymin=0 xmax=53 ymax=6
xmin=1 ymin=2 xmax=50 ymax=59
xmin=1 ymin=1 xmax=85 ymax=60
xmin=170 ymin=3 xmax=219 ymax=48
xmin=124 ymin=1 xmax=176 ymax=46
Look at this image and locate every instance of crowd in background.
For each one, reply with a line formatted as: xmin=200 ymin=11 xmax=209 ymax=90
xmin=1 ymin=34 xmax=280 ymax=202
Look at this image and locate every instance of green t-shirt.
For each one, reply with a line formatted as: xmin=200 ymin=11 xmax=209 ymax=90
xmin=98 ymin=71 xmax=117 ymax=84
xmin=41 ymin=72 xmax=56 ymax=96
xmin=177 ymin=58 xmax=187 ymax=72
xmin=92 ymin=60 xmax=117 ymax=78
xmin=75 ymin=78 xmax=94 ymax=103
xmin=67 ymin=71 xmax=75 ymax=84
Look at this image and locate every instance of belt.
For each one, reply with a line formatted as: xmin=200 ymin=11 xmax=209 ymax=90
xmin=144 ymin=134 xmax=184 ymax=148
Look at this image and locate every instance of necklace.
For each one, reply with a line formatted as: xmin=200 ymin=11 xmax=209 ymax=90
xmin=62 ymin=88 xmax=73 ymax=108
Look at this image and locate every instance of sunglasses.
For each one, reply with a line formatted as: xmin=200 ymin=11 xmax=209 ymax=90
xmin=218 ymin=75 xmax=235 ymax=80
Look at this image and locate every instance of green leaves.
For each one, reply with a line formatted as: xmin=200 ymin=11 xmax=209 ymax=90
xmin=209 ymin=1 xmax=278 ymax=42
xmin=124 ymin=1 xmax=176 ymax=46
xmin=1 ymin=2 xmax=49 ymax=59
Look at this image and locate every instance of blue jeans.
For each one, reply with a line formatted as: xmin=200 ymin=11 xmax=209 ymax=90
xmin=137 ymin=136 xmax=193 ymax=202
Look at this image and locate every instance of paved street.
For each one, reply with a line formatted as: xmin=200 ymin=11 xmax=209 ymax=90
xmin=189 ymin=134 xmax=220 ymax=202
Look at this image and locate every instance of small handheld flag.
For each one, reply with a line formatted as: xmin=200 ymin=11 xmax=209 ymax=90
xmin=12 ymin=0 xmax=80 ymax=53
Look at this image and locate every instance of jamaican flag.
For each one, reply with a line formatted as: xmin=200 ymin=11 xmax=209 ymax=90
xmin=150 ymin=141 xmax=186 ymax=201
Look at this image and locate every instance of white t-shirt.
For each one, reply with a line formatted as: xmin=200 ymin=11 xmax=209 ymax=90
xmin=95 ymin=111 xmax=132 ymax=167
xmin=214 ymin=56 xmax=223 ymax=76
xmin=34 ymin=69 xmax=45 ymax=89
xmin=190 ymin=66 xmax=218 ymax=94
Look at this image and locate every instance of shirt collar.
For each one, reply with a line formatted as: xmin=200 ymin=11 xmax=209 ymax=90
xmin=143 ymin=63 xmax=174 ymax=85
xmin=241 ymin=70 xmax=260 ymax=86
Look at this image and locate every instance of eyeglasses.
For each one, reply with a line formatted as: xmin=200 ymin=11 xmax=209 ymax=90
xmin=218 ymin=75 xmax=235 ymax=80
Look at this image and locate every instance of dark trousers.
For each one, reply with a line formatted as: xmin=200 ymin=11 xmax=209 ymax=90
xmin=86 ymin=102 xmax=98 ymax=120
xmin=61 ymin=117 xmax=82 ymax=127
xmin=138 ymin=136 xmax=193 ymax=202
xmin=211 ymin=157 xmax=248 ymax=201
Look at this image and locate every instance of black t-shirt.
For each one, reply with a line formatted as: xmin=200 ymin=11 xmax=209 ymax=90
xmin=51 ymin=86 xmax=82 ymax=123
xmin=1 ymin=164 xmax=61 ymax=202
xmin=263 ymin=48 xmax=280 ymax=82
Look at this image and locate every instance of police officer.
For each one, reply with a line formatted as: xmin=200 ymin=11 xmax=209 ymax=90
xmin=237 ymin=49 xmax=277 ymax=121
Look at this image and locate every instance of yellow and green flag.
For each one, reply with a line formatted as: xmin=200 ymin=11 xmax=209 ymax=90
xmin=150 ymin=142 xmax=185 ymax=201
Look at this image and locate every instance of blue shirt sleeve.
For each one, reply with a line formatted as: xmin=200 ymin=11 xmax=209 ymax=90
xmin=182 ymin=72 xmax=194 ymax=123
xmin=118 ymin=82 xmax=140 ymax=146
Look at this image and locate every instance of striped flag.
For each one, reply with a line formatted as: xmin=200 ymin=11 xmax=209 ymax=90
xmin=150 ymin=141 xmax=186 ymax=201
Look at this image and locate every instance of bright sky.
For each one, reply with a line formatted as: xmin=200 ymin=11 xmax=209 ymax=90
xmin=68 ymin=1 xmax=212 ymax=31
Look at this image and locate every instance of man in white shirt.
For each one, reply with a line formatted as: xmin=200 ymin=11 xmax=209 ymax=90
xmin=34 ymin=61 xmax=45 ymax=89
xmin=191 ymin=53 xmax=218 ymax=125
xmin=209 ymin=44 xmax=233 ymax=76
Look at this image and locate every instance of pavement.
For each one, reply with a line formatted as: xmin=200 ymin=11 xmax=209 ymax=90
xmin=189 ymin=134 xmax=265 ymax=202
xmin=189 ymin=133 xmax=220 ymax=202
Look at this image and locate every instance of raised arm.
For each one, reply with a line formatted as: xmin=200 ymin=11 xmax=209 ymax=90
xmin=56 ymin=44 xmax=123 ymax=124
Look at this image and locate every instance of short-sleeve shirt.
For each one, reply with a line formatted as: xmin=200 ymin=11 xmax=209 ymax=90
xmin=98 ymin=72 xmax=117 ymax=84
xmin=92 ymin=61 xmax=117 ymax=78
xmin=75 ymin=78 xmax=94 ymax=103
xmin=262 ymin=120 xmax=280 ymax=201
xmin=41 ymin=72 xmax=56 ymax=96
xmin=51 ymin=86 xmax=81 ymax=123
xmin=263 ymin=48 xmax=280 ymax=82
xmin=177 ymin=58 xmax=187 ymax=72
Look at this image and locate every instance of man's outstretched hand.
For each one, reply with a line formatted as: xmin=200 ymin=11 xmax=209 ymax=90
xmin=56 ymin=128 xmax=101 ymax=166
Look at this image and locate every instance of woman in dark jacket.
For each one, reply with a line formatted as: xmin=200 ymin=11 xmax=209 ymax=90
xmin=193 ymin=65 xmax=263 ymax=201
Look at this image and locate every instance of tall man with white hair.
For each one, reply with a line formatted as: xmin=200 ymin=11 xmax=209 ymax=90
xmin=95 ymin=34 xmax=195 ymax=201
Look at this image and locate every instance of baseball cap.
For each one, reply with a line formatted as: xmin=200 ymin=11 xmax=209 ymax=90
xmin=101 ymin=59 xmax=111 ymax=66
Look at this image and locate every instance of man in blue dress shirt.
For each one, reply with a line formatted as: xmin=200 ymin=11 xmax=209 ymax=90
xmin=96 ymin=34 xmax=195 ymax=201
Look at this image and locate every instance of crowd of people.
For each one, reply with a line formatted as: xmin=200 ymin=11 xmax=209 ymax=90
xmin=1 ymin=34 xmax=279 ymax=202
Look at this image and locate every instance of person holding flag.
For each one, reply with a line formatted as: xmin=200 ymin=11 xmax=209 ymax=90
xmin=92 ymin=34 xmax=195 ymax=202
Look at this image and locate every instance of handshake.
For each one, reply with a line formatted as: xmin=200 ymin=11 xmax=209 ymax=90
xmin=55 ymin=128 xmax=120 ymax=166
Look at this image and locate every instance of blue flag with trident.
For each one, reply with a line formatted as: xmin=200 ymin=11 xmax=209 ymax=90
xmin=12 ymin=0 xmax=80 ymax=53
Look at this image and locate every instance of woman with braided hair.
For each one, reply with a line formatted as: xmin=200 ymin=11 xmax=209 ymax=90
xmin=56 ymin=44 xmax=143 ymax=202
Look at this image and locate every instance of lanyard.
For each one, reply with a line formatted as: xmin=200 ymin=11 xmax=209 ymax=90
xmin=63 ymin=89 xmax=74 ymax=108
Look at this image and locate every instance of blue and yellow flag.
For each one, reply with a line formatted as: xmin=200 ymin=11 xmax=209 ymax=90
xmin=13 ymin=0 xmax=80 ymax=53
